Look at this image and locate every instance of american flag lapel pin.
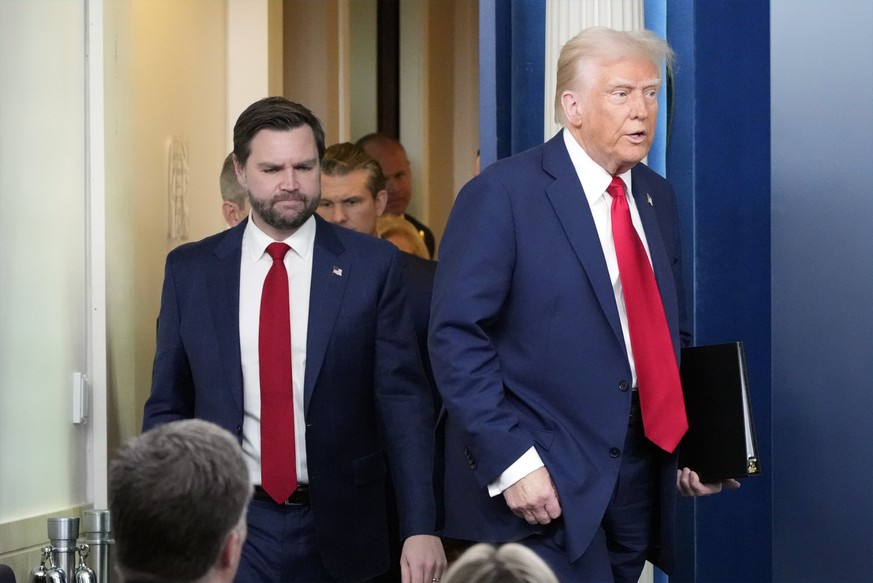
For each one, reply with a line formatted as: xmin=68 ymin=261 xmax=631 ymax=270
xmin=332 ymin=266 xmax=343 ymax=277
xmin=646 ymin=193 xmax=653 ymax=206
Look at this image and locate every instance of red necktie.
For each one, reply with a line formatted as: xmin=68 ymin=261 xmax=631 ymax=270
xmin=259 ymin=242 xmax=297 ymax=503
xmin=607 ymin=176 xmax=688 ymax=453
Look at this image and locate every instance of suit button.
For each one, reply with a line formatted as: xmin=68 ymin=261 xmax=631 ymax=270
xmin=618 ymin=380 xmax=629 ymax=391
xmin=609 ymin=447 xmax=621 ymax=458
xmin=235 ymin=425 xmax=242 ymax=434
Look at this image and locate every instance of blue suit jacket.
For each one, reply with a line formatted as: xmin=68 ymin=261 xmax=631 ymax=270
xmin=143 ymin=214 xmax=437 ymax=581
xmin=428 ymin=131 xmax=688 ymax=572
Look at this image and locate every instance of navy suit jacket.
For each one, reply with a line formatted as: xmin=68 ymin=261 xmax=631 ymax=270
xmin=428 ymin=131 xmax=688 ymax=572
xmin=400 ymin=252 xmax=438 ymax=410
xmin=143 ymin=214 xmax=437 ymax=581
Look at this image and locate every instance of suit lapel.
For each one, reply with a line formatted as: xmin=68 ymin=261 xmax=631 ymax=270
xmin=205 ymin=221 xmax=246 ymax=413
xmin=542 ymin=132 xmax=626 ymax=349
xmin=303 ymin=216 xmax=350 ymax=412
xmin=631 ymin=168 xmax=680 ymax=341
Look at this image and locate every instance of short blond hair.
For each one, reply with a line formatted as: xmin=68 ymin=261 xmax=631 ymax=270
xmin=376 ymin=214 xmax=430 ymax=259
xmin=443 ymin=543 xmax=558 ymax=583
xmin=554 ymin=26 xmax=674 ymax=126
xmin=321 ymin=142 xmax=386 ymax=198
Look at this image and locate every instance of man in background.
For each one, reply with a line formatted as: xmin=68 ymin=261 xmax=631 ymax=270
xmin=357 ymin=133 xmax=436 ymax=258
xmin=220 ymin=152 xmax=249 ymax=227
xmin=318 ymin=141 xmax=443 ymax=582
xmin=318 ymin=141 xmax=438 ymax=413
xmin=109 ymin=419 xmax=251 ymax=583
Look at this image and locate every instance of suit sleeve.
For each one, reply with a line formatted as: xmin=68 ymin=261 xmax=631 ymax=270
xmin=428 ymin=174 xmax=537 ymax=487
xmin=374 ymin=248 xmax=438 ymax=537
xmin=142 ymin=253 xmax=195 ymax=431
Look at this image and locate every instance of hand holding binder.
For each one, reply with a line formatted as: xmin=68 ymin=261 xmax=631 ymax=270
xmin=677 ymin=466 xmax=741 ymax=496
xmin=677 ymin=341 xmax=762 ymax=483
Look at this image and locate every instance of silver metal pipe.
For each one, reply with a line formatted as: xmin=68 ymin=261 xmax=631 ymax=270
xmin=47 ymin=517 xmax=79 ymax=581
xmin=80 ymin=510 xmax=113 ymax=583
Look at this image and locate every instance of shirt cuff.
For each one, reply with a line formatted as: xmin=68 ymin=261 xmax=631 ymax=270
xmin=487 ymin=447 xmax=545 ymax=497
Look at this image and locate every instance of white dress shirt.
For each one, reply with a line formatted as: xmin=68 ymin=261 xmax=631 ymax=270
xmin=240 ymin=215 xmax=315 ymax=486
xmin=488 ymin=131 xmax=655 ymax=495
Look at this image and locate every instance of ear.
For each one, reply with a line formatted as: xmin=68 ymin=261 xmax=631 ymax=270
xmin=217 ymin=528 xmax=246 ymax=577
xmin=374 ymin=189 xmax=388 ymax=217
xmin=561 ymin=90 xmax=584 ymax=127
xmin=222 ymin=201 xmax=242 ymax=228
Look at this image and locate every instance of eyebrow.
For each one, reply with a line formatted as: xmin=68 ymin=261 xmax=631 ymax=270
xmin=255 ymin=157 xmax=319 ymax=169
xmin=610 ymin=77 xmax=662 ymax=89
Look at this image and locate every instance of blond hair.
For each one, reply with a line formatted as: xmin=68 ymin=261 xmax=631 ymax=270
xmin=443 ymin=543 xmax=558 ymax=583
xmin=321 ymin=142 xmax=386 ymax=198
xmin=376 ymin=214 xmax=430 ymax=259
xmin=554 ymin=26 xmax=674 ymax=126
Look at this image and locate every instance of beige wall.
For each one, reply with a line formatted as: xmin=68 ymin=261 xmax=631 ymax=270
xmin=283 ymin=0 xmax=342 ymax=144
xmin=424 ymin=0 xmax=479 ymax=252
xmin=104 ymin=0 xmax=230 ymax=456
xmin=397 ymin=0 xmax=479 ymax=254
xmin=349 ymin=0 xmax=379 ymax=143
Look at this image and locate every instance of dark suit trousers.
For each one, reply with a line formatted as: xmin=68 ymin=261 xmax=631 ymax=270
xmin=522 ymin=398 xmax=660 ymax=583
xmin=236 ymin=497 xmax=336 ymax=583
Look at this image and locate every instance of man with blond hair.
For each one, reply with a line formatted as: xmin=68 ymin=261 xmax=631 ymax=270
xmin=430 ymin=27 xmax=737 ymax=582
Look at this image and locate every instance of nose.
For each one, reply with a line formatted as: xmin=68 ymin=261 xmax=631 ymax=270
xmin=629 ymin=97 xmax=645 ymax=119
xmin=279 ymin=167 xmax=299 ymax=191
xmin=628 ymin=91 xmax=652 ymax=120
xmin=331 ymin=205 xmax=348 ymax=224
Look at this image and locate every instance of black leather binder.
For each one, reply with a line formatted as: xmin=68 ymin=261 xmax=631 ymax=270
xmin=677 ymin=341 xmax=761 ymax=482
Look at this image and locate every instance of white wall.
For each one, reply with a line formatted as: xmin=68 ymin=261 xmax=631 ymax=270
xmin=0 ymin=0 xmax=92 ymax=575
xmin=0 ymin=1 xmax=271 ymax=579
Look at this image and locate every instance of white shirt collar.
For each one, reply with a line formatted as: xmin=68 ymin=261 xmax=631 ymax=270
xmin=561 ymin=129 xmax=633 ymax=203
xmin=242 ymin=214 xmax=316 ymax=263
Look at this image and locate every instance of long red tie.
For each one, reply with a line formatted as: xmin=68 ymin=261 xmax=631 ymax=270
xmin=607 ymin=177 xmax=688 ymax=453
xmin=259 ymin=242 xmax=297 ymax=503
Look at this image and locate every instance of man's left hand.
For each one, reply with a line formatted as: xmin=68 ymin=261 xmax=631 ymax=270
xmin=677 ymin=467 xmax=741 ymax=496
xmin=400 ymin=534 xmax=447 ymax=583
